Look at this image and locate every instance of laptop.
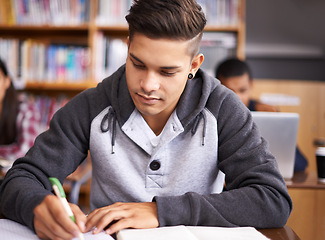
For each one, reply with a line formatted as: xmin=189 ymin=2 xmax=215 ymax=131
xmin=251 ymin=112 xmax=299 ymax=180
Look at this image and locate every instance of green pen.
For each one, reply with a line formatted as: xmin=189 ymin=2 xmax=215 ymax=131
xmin=49 ymin=177 xmax=84 ymax=240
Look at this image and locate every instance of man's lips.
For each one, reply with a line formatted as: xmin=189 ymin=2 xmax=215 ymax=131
xmin=137 ymin=93 xmax=160 ymax=104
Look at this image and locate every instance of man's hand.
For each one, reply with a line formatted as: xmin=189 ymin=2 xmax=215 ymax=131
xmin=33 ymin=195 xmax=86 ymax=240
xmin=85 ymin=202 xmax=159 ymax=235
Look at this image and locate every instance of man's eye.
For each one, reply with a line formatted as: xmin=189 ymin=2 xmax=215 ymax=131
xmin=161 ymin=71 xmax=176 ymax=77
xmin=133 ymin=62 xmax=146 ymax=69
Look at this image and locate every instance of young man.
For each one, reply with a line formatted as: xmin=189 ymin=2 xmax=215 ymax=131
xmin=215 ymin=58 xmax=278 ymax=112
xmin=0 ymin=0 xmax=292 ymax=239
xmin=216 ymin=58 xmax=308 ymax=172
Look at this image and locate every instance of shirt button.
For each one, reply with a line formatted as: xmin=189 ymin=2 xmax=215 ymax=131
xmin=150 ymin=160 xmax=161 ymax=171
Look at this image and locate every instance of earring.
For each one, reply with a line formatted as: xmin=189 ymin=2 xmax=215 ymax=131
xmin=188 ymin=73 xmax=194 ymax=79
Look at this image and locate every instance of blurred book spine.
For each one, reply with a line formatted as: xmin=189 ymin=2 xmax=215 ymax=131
xmin=199 ymin=32 xmax=237 ymax=76
xmin=0 ymin=38 xmax=90 ymax=85
xmin=93 ymin=31 xmax=128 ymax=82
xmin=0 ymin=0 xmax=90 ymax=25
xmin=197 ymin=0 xmax=239 ymax=26
xmin=96 ymin=0 xmax=132 ymax=26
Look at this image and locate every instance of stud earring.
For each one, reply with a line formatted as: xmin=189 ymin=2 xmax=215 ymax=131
xmin=188 ymin=73 xmax=194 ymax=79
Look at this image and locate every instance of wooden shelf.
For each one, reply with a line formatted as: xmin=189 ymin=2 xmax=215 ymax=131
xmin=0 ymin=24 xmax=89 ymax=40
xmin=95 ymin=25 xmax=128 ymax=31
xmin=95 ymin=25 xmax=241 ymax=33
xmin=0 ymin=24 xmax=89 ymax=31
xmin=204 ymin=25 xmax=240 ymax=32
xmin=25 ymin=81 xmax=97 ymax=91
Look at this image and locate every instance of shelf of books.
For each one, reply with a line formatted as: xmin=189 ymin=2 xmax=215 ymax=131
xmin=0 ymin=0 xmax=245 ymax=92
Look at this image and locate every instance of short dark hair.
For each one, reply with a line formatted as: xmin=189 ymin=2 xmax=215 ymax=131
xmin=125 ymin=0 xmax=207 ymax=57
xmin=215 ymin=58 xmax=253 ymax=81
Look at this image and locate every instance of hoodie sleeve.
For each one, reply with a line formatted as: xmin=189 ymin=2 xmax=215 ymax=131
xmin=155 ymin=86 xmax=292 ymax=228
xmin=0 ymin=91 xmax=93 ymax=231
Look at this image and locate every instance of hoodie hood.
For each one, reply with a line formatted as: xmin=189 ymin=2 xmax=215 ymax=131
xmin=100 ymin=65 xmax=219 ymax=130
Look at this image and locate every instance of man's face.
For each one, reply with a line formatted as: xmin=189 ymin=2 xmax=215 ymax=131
xmin=220 ymin=73 xmax=252 ymax=107
xmin=125 ymin=34 xmax=193 ymax=121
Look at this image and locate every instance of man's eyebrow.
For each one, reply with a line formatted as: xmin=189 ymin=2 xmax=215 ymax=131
xmin=160 ymin=66 xmax=182 ymax=70
xmin=130 ymin=53 xmax=182 ymax=70
xmin=130 ymin=53 xmax=144 ymax=64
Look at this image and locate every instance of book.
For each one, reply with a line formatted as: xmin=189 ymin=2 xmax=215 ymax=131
xmin=117 ymin=225 xmax=270 ymax=240
xmin=196 ymin=0 xmax=240 ymax=26
xmin=93 ymin=32 xmax=127 ymax=82
xmin=199 ymin=32 xmax=237 ymax=76
xmin=96 ymin=0 xmax=131 ymax=25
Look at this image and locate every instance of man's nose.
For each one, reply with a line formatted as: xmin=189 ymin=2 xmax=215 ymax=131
xmin=140 ymin=71 xmax=160 ymax=93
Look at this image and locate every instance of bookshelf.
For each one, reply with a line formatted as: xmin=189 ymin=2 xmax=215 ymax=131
xmin=0 ymin=0 xmax=246 ymax=92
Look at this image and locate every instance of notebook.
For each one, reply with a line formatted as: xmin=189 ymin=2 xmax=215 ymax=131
xmin=0 ymin=219 xmax=269 ymax=240
xmin=117 ymin=225 xmax=269 ymax=240
xmin=251 ymin=111 xmax=299 ymax=180
xmin=0 ymin=219 xmax=114 ymax=240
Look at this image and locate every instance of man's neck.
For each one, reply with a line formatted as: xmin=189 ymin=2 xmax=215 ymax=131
xmin=142 ymin=114 xmax=169 ymax=136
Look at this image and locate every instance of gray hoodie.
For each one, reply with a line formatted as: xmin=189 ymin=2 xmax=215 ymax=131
xmin=0 ymin=65 xmax=292 ymax=232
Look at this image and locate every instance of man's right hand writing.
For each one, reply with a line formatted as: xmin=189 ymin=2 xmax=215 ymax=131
xmin=33 ymin=195 xmax=86 ymax=240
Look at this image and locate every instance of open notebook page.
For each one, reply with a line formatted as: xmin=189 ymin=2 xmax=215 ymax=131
xmin=0 ymin=219 xmax=113 ymax=240
xmin=117 ymin=225 xmax=198 ymax=240
xmin=187 ymin=226 xmax=270 ymax=240
xmin=117 ymin=225 xmax=270 ymax=240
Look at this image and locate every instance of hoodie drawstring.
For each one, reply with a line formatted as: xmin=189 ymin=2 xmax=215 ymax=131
xmin=100 ymin=108 xmax=117 ymax=154
xmin=191 ymin=111 xmax=207 ymax=146
xmin=100 ymin=108 xmax=206 ymax=151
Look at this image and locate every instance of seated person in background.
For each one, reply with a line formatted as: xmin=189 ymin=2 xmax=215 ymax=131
xmin=0 ymin=1 xmax=292 ymax=239
xmin=215 ymin=58 xmax=278 ymax=112
xmin=216 ymin=58 xmax=308 ymax=172
xmin=0 ymin=58 xmax=40 ymax=161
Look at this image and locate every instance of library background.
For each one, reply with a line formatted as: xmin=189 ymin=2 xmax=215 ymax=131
xmin=0 ymin=0 xmax=324 ymax=239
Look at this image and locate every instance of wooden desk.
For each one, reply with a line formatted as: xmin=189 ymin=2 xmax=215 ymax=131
xmin=259 ymin=226 xmax=300 ymax=240
xmin=286 ymin=171 xmax=325 ymax=240
xmin=286 ymin=170 xmax=325 ymax=189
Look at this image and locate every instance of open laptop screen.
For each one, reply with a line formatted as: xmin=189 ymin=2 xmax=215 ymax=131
xmin=251 ymin=112 xmax=299 ymax=180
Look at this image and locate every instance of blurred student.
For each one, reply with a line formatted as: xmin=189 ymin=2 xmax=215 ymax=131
xmin=0 ymin=58 xmax=40 ymax=161
xmin=216 ymin=58 xmax=308 ymax=172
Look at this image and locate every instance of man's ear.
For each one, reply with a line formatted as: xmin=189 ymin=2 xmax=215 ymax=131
xmin=127 ymin=36 xmax=130 ymax=48
xmin=190 ymin=53 xmax=204 ymax=75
